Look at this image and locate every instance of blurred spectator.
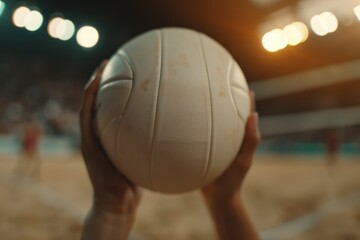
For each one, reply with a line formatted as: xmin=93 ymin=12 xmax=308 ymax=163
xmin=14 ymin=118 xmax=43 ymax=179
xmin=324 ymin=130 xmax=341 ymax=176
xmin=0 ymin=56 xmax=82 ymax=141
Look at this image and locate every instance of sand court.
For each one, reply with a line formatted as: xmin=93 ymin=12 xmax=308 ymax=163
xmin=1 ymin=154 xmax=359 ymax=239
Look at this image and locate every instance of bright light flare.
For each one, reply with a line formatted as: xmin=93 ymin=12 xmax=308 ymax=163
xmin=76 ymin=26 xmax=99 ymax=48
xmin=262 ymin=28 xmax=288 ymax=52
xmin=310 ymin=11 xmax=338 ymax=36
xmin=284 ymin=22 xmax=309 ymax=46
xmin=56 ymin=19 xmax=75 ymax=41
xmin=354 ymin=5 xmax=360 ymax=21
xmin=0 ymin=1 xmax=6 ymax=18
xmin=310 ymin=15 xmax=327 ymax=36
xmin=48 ymin=17 xmax=75 ymax=40
xmin=48 ymin=17 xmax=63 ymax=38
xmin=24 ymin=10 xmax=43 ymax=31
xmin=321 ymin=12 xmax=338 ymax=33
xmin=262 ymin=21 xmax=309 ymax=52
xmin=12 ymin=6 xmax=30 ymax=27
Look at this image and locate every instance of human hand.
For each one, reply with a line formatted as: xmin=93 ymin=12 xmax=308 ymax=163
xmin=200 ymin=92 xmax=260 ymax=240
xmin=201 ymin=91 xmax=260 ymax=202
xmin=80 ymin=60 xmax=141 ymax=217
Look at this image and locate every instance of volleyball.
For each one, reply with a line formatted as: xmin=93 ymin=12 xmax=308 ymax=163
xmin=95 ymin=28 xmax=250 ymax=193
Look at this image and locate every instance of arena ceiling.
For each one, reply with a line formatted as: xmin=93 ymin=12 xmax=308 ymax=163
xmin=2 ymin=0 xmax=360 ymax=117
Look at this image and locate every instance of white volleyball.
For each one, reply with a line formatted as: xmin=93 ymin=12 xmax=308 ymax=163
xmin=96 ymin=28 xmax=250 ymax=193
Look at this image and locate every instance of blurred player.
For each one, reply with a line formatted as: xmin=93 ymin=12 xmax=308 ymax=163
xmin=324 ymin=130 xmax=340 ymax=177
xmin=15 ymin=118 xmax=43 ymax=180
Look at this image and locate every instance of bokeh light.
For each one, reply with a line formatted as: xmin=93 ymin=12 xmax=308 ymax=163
xmin=354 ymin=5 xmax=360 ymax=21
xmin=24 ymin=10 xmax=43 ymax=31
xmin=310 ymin=11 xmax=338 ymax=36
xmin=321 ymin=12 xmax=338 ymax=33
xmin=48 ymin=17 xmax=63 ymax=38
xmin=76 ymin=26 xmax=99 ymax=48
xmin=262 ymin=28 xmax=288 ymax=52
xmin=12 ymin=6 xmax=30 ymax=28
xmin=310 ymin=15 xmax=327 ymax=36
xmin=283 ymin=22 xmax=309 ymax=46
xmin=56 ymin=19 xmax=75 ymax=41
xmin=0 ymin=1 xmax=6 ymax=18
xmin=262 ymin=21 xmax=309 ymax=52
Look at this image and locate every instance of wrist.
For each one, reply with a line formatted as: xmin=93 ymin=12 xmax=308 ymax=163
xmin=88 ymin=200 xmax=138 ymax=232
xmin=202 ymin=190 xmax=243 ymax=211
xmin=90 ymin=203 xmax=135 ymax=222
xmin=81 ymin=202 xmax=137 ymax=240
xmin=92 ymin=195 xmax=138 ymax=217
xmin=202 ymin=187 xmax=240 ymax=203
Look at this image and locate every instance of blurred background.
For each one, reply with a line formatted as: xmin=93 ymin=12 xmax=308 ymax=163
xmin=0 ymin=0 xmax=359 ymax=239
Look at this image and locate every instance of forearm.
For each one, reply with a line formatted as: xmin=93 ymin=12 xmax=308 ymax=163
xmin=204 ymin=194 xmax=259 ymax=240
xmin=81 ymin=204 xmax=136 ymax=240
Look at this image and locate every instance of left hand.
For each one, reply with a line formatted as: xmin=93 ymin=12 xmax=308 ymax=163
xmin=80 ymin=60 xmax=142 ymax=216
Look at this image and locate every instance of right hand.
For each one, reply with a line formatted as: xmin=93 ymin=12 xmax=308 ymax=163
xmin=201 ymin=92 xmax=260 ymax=202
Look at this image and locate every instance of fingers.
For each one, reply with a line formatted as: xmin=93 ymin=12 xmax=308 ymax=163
xmin=249 ymin=91 xmax=256 ymax=113
xmin=80 ymin=60 xmax=108 ymax=142
xmin=244 ymin=112 xmax=261 ymax=150
xmin=84 ymin=60 xmax=108 ymax=93
xmin=234 ymin=112 xmax=260 ymax=169
xmin=238 ymin=90 xmax=260 ymax=160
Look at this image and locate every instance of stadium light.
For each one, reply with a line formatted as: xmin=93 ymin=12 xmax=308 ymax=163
xmin=48 ymin=17 xmax=63 ymax=38
xmin=56 ymin=19 xmax=75 ymax=41
xmin=320 ymin=12 xmax=338 ymax=33
xmin=262 ymin=28 xmax=288 ymax=52
xmin=353 ymin=5 xmax=360 ymax=21
xmin=310 ymin=15 xmax=327 ymax=36
xmin=262 ymin=21 xmax=309 ymax=52
xmin=24 ymin=10 xmax=43 ymax=31
xmin=76 ymin=26 xmax=99 ymax=48
xmin=283 ymin=22 xmax=309 ymax=46
xmin=310 ymin=11 xmax=338 ymax=36
xmin=0 ymin=1 xmax=6 ymax=18
xmin=12 ymin=6 xmax=30 ymax=28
